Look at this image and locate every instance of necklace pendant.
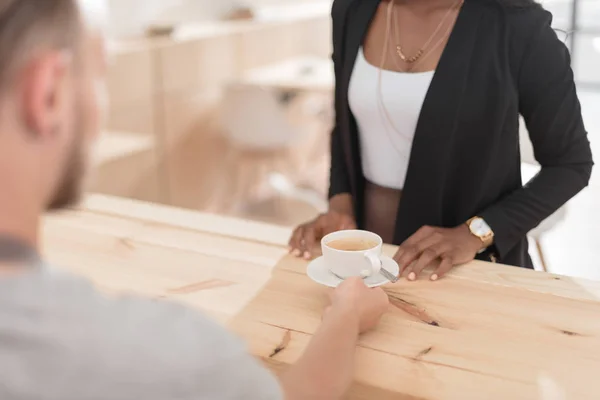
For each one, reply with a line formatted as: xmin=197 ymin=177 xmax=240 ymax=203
xmin=396 ymin=46 xmax=424 ymax=64
xmin=396 ymin=45 xmax=407 ymax=61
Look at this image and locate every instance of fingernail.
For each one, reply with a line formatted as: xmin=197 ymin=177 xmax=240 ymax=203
xmin=430 ymin=274 xmax=438 ymax=281
xmin=303 ymin=252 xmax=311 ymax=259
xmin=408 ymin=272 xmax=416 ymax=281
xmin=293 ymin=249 xmax=301 ymax=257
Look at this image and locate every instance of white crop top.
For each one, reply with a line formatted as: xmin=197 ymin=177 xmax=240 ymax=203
xmin=348 ymin=48 xmax=434 ymax=190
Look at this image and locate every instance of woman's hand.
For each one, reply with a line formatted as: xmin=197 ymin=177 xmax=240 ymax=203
xmin=289 ymin=211 xmax=357 ymax=259
xmin=393 ymin=224 xmax=484 ymax=281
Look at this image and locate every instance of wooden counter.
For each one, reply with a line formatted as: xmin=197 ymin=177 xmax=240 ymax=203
xmin=42 ymin=194 xmax=600 ymax=399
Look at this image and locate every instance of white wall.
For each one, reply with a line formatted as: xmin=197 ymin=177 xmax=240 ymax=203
xmin=108 ymin=0 xmax=329 ymax=38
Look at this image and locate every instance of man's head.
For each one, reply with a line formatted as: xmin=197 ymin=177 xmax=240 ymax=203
xmin=0 ymin=0 xmax=107 ymax=219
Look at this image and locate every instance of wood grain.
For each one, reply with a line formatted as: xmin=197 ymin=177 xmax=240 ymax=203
xmin=43 ymin=194 xmax=600 ymax=399
xmin=231 ymin=254 xmax=600 ymax=399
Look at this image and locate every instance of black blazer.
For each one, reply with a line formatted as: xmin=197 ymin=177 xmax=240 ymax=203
xmin=328 ymin=0 xmax=593 ymax=268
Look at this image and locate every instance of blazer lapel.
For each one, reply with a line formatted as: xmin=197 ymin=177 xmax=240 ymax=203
xmin=338 ymin=0 xmax=381 ymax=196
xmin=341 ymin=0 xmax=380 ymax=84
xmin=393 ymin=0 xmax=484 ymax=243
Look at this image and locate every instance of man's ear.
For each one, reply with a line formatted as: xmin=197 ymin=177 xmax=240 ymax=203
xmin=20 ymin=50 xmax=73 ymax=139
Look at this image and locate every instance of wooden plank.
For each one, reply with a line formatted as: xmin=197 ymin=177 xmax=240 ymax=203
xmin=44 ymin=208 xmax=286 ymax=267
xmin=277 ymin=246 xmax=600 ymax=303
xmin=66 ymin=195 xmax=600 ymax=302
xmin=79 ymin=194 xmax=292 ymax=247
xmin=230 ymin=255 xmax=600 ymax=399
xmin=42 ymin=207 xmax=286 ymax=323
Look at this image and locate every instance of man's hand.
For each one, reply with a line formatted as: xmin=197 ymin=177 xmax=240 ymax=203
xmin=393 ymin=224 xmax=483 ymax=282
xmin=281 ymin=277 xmax=388 ymax=400
xmin=328 ymin=277 xmax=389 ymax=334
xmin=289 ymin=211 xmax=356 ymax=260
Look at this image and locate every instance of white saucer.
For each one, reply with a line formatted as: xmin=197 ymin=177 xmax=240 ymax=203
xmin=307 ymin=256 xmax=400 ymax=288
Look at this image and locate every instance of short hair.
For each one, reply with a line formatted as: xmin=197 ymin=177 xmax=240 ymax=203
xmin=0 ymin=0 xmax=83 ymax=90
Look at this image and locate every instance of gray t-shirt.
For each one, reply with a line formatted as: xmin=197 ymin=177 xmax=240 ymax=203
xmin=0 ymin=267 xmax=283 ymax=400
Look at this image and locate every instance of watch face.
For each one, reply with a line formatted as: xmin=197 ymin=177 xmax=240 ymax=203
xmin=470 ymin=218 xmax=492 ymax=236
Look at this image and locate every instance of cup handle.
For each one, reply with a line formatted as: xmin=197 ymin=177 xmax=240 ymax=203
xmin=363 ymin=252 xmax=382 ymax=277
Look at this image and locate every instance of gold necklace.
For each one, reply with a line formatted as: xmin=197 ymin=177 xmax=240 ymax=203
xmin=390 ymin=0 xmax=463 ymax=72
xmin=394 ymin=0 xmax=462 ymax=64
xmin=371 ymin=0 xmax=414 ymax=154
xmin=373 ymin=0 xmax=463 ymax=158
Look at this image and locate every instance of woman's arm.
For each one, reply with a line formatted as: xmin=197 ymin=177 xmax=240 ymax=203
xmin=329 ymin=125 xmax=352 ymax=200
xmin=289 ymin=3 xmax=356 ymax=259
xmin=480 ymin=10 xmax=593 ymax=258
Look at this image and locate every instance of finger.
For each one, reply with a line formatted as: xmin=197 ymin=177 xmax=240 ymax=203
xmin=431 ymin=256 xmax=454 ymax=281
xmin=289 ymin=226 xmax=306 ymax=257
xmin=394 ymin=226 xmax=437 ymax=267
xmin=401 ymin=261 xmax=415 ymax=279
xmin=403 ymin=226 xmax=437 ymax=248
xmin=305 ymin=215 xmax=330 ymax=259
xmin=288 ymin=227 xmax=299 ymax=253
xmin=302 ymin=224 xmax=319 ymax=259
xmin=395 ymin=246 xmax=419 ymax=276
xmin=322 ymin=306 xmax=332 ymax=321
xmin=396 ymin=231 xmax=443 ymax=274
xmin=340 ymin=215 xmax=357 ymax=231
xmin=407 ymin=243 xmax=450 ymax=281
xmin=327 ymin=287 xmax=336 ymax=303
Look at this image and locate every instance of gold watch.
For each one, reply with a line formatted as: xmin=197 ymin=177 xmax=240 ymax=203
xmin=466 ymin=217 xmax=494 ymax=248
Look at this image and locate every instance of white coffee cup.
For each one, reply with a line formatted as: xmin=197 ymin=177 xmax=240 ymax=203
xmin=321 ymin=230 xmax=383 ymax=278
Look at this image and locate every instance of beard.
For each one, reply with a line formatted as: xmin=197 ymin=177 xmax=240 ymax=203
xmin=46 ymin=113 xmax=88 ymax=211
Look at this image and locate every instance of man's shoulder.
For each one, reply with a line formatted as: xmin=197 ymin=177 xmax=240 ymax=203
xmin=32 ymin=269 xmax=246 ymax=364
xmin=0 ymin=269 xmax=282 ymax=399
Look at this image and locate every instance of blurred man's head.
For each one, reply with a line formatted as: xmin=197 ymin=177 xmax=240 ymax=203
xmin=0 ymin=0 xmax=107 ymax=223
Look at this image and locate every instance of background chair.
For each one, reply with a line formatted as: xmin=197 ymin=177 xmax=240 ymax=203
xmin=217 ymin=84 xmax=328 ymax=224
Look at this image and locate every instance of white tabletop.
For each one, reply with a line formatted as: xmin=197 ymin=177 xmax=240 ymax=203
xmin=242 ymin=56 xmax=334 ymax=92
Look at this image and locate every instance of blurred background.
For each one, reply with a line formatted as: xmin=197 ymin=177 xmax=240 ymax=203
xmin=96 ymin=0 xmax=599 ymax=279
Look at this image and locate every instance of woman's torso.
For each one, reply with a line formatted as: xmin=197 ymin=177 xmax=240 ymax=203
xmin=349 ymin=49 xmax=434 ymax=191
xmin=331 ymin=0 xmax=535 ymax=267
xmin=349 ymin=0 xmax=461 ymax=242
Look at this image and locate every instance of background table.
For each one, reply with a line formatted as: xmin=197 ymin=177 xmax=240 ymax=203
xmin=241 ymin=56 xmax=334 ymax=93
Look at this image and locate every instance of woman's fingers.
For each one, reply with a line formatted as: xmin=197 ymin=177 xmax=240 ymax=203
xmin=290 ymin=217 xmax=323 ymax=259
xmin=406 ymin=243 xmax=451 ymax=281
xmin=430 ymin=256 xmax=454 ymax=281
xmin=302 ymin=224 xmax=318 ymax=259
xmin=289 ymin=213 xmax=357 ymax=260
xmin=395 ymin=229 xmax=443 ymax=275
xmin=340 ymin=215 xmax=357 ymax=230
xmin=288 ymin=225 xmax=306 ymax=257
xmin=301 ymin=215 xmax=350 ymax=259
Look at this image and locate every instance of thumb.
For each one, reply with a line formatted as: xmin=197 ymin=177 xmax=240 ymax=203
xmin=322 ymin=306 xmax=332 ymax=321
xmin=337 ymin=214 xmax=356 ymax=230
xmin=342 ymin=220 xmax=357 ymax=230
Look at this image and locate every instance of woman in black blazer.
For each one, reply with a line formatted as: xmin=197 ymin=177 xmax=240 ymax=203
xmin=289 ymin=0 xmax=593 ymax=280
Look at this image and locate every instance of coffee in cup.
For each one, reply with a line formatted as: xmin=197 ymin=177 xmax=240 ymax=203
xmin=326 ymin=238 xmax=378 ymax=252
xmin=321 ymin=230 xmax=383 ymax=278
